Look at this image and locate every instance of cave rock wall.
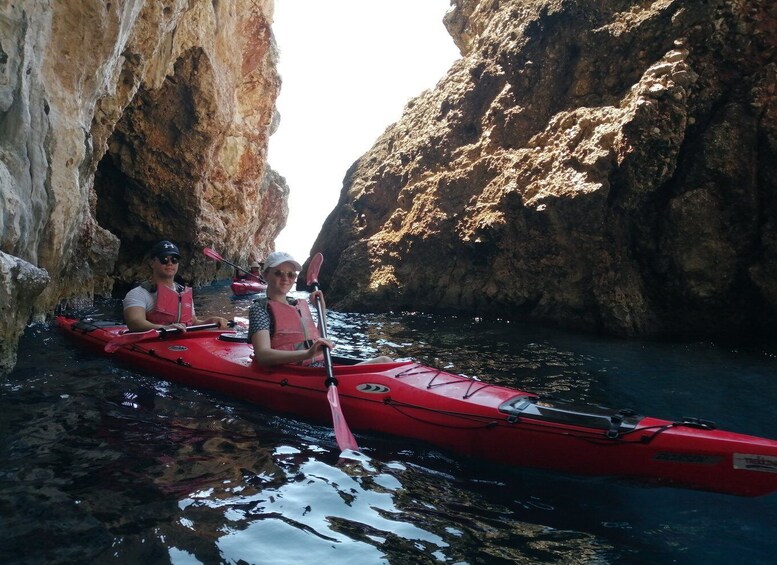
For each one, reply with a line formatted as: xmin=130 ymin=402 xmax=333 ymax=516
xmin=0 ymin=0 xmax=284 ymax=373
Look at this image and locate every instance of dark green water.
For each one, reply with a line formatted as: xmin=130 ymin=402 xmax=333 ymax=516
xmin=2 ymin=282 xmax=776 ymax=564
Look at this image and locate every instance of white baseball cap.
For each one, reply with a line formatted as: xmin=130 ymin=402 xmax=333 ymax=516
xmin=264 ymin=251 xmax=302 ymax=271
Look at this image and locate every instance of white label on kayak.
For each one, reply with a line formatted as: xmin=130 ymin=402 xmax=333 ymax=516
xmin=168 ymin=345 xmax=188 ymax=351
xmin=733 ymin=453 xmax=777 ymax=473
xmin=356 ymin=383 xmax=390 ymax=394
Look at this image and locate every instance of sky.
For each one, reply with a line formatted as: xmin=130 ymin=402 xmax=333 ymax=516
xmin=268 ymin=0 xmax=461 ymax=263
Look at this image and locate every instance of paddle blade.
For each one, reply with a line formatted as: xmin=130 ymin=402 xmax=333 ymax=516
xmin=307 ymin=252 xmax=323 ymax=287
xmin=202 ymin=247 xmax=224 ymax=262
xmin=327 ymin=385 xmax=359 ymax=451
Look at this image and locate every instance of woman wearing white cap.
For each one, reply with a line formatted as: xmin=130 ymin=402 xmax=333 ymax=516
xmin=248 ymin=251 xmax=391 ymax=366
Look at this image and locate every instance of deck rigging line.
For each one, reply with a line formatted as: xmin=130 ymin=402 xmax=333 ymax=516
xmin=393 ymin=364 xmax=496 ymax=398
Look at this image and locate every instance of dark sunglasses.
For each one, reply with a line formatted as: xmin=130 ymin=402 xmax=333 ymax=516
xmin=157 ymin=256 xmax=179 ymax=265
xmin=272 ymin=270 xmax=297 ymax=279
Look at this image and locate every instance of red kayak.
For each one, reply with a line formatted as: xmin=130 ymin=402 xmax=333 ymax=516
xmin=56 ymin=316 xmax=777 ymax=497
xmin=230 ymin=278 xmax=267 ymax=296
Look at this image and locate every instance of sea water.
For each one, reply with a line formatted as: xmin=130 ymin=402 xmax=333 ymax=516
xmin=1 ymin=281 xmax=776 ymax=564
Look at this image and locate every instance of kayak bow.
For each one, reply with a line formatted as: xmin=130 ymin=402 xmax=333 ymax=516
xmin=230 ymin=278 xmax=267 ymax=296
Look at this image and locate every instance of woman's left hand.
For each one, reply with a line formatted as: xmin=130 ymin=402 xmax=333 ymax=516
xmin=309 ymin=290 xmax=326 ymax=309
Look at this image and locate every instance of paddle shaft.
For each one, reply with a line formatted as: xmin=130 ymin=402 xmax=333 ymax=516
xmin=228 ymin=260 xmax=264 ymax=282
xmin=311 ymin=286 xmax=336 ymax=386
xmin=309 ymin=273 xmax=359 ymax=451
xmin=203 ymin=248 xmax=265 ymax=282
xmin=104 ymin=322 xmax=222 ymax=352
xmin=158 ymin=322 xmax=220 ymax=335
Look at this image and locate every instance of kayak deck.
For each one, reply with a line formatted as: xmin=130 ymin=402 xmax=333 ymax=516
xmin=56 ymin=316 xmax=777 ymax=497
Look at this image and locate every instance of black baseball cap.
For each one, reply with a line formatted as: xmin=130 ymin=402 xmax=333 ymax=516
xmin=149 ymin=240 xmax=180 ymax=259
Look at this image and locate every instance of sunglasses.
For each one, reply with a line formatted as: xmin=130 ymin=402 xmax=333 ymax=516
xmin=272 ymin=270 xmax=297 ymax=279
xmin=157 ymin=256 xmax=179 ymax=265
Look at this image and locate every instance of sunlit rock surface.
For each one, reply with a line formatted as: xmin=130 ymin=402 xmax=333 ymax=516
xmin=0 ymin=0 xmax=283 ymax=373
xmin=311 ymin=0 xmax=777 ymax=337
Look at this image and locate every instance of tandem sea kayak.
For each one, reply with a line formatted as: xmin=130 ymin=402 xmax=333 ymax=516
xmin=230 ymin=278 xmax=267 ymax=296
xmin=56 ymin=316 xmax=777 ymax=497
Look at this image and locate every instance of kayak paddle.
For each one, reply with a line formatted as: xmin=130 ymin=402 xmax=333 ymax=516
xmin=104 ymin=322 xmax=220 ymax=353
xmin=306 ymin=252 xmax=359 ymax=452
xmin=202 ymin=247 xmax=266 ymax=283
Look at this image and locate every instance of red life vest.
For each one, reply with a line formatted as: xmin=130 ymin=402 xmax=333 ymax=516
xmin=266 ymin=298 xmax=321 ymax=358
xmin=145 ymin=283 xmax=194 ymax=325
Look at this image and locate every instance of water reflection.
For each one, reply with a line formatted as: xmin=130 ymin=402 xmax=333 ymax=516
xmin=1 ymin=286 xmax=777 ymax=563
xmin=173 ymin=445 xmax=616 ymax=565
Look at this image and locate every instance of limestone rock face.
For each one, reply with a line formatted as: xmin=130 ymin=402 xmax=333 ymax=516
xmin=311 ymin=0 xmax=777 ymax=337
xmin=0 ymin=252 xmax=50 ymax=374
xmin=0 ymin=0 xmax=283 ymax=373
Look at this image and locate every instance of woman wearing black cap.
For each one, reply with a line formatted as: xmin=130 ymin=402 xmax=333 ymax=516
xmin=122 ymin=240 xmax=230 ymax=333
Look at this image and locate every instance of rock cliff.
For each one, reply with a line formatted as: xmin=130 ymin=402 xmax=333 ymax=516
xmin=311 ymin=0 xmax=777 ymax=338
xmin=0 ymin=0 xmax=283 ymax=373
